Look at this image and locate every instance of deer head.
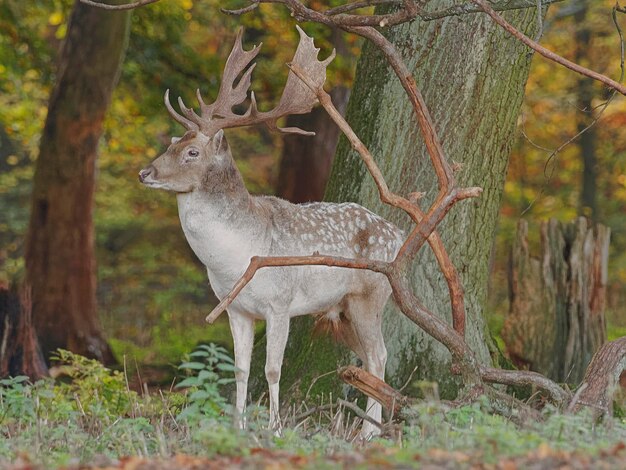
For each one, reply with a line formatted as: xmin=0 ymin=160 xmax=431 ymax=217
xmin=139 ymin=27 xmax=334 ymax=193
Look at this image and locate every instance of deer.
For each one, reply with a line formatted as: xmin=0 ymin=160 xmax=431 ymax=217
xmin=138 ymin=27 xmax=404 ymax=439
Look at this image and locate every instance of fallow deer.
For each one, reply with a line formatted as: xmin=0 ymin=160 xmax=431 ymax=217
xmin=139 ymin=27 xmax=404 ymax=438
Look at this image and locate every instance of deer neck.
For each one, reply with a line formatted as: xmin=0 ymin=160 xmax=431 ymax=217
xmin=175 ymin=158 xmax=269 ymax=280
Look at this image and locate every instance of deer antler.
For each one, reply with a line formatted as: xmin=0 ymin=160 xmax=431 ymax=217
xmin=165 ymin=26 xmax=335 ymax=137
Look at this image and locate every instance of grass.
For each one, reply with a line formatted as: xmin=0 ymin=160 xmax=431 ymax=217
xmin=1 ymin=348 xmax=625 ymax=469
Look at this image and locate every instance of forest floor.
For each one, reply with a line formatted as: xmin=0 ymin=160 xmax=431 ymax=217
xmin=2 ymin=350 xmax=626 ymax=470
xmin=7 ymin=443 xmax=626 ymax=469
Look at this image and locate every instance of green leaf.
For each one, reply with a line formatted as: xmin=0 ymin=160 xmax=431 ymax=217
xmin=178 ymin=361 xmax=206 ymax=370
xmin=217 ymin=378 xmax=236 ymax=385
xmin=189 ymin=390 xmax=212 ymax=401
xmin=216 ymin=363 xmax=238 ymax=372
xmin=189 ymin=350 xmax=210 ymax=358
xmin=175 ymin=377 xmax=201 ymax=388
xmin=198 ymin=370 xmax=216 ymax=381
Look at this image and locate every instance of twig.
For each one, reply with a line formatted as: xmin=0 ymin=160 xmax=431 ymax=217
xmin=79 ymin=0 xmax=159 ymax=10
xmin=471 ymin=0 xmax=626 ymax=95
xmin=522 ymin=2 xmax=625 ymax=216
xmin=222 ymin=1 xmax=260 ymax=15
xmin=337 ymin=398 xmax=383 ymax=429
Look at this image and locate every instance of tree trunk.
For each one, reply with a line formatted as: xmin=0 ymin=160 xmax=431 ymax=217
xmin=0 ymin=285 xmax=48 ymax=380
xmin=504 ymin=218 xmax=609 ymax=384
xmin=24 ymin=0 xmax=130 ymax=364
xmin=574 ymin=1 xmax=598 ymax=221
xmin=276 ymin=87 xmax=350 ymax=203
xmin=271 ymin=4 xmax=545 ymax=400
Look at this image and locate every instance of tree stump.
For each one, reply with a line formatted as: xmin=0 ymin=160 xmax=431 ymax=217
xmin=504 ymin=218 xmax=609 ymax=384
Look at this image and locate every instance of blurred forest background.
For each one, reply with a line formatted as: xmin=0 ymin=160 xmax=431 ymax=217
xmin=0 ymin=0 xmax=625 ymax=370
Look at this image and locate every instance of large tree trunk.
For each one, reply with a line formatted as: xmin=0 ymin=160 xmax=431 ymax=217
xmin=24 ymin=0 xmax=130 ymax=364
xmin=270 ymin=4 xmax=544 ymax=399
xmin=504 ymin=218 xmax=608 ymax=384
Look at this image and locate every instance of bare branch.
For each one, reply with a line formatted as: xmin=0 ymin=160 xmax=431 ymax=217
xmin=78 ymin=0 xmax=159 ymax=10
xmin=205 ymin=255 xmax=390 ymax=323
xmin=421 ymin=0 xmax=564 ymax=22
xmin=346 ymin=25 xmax=456 ymax=201
xmin=471 ymin=0 xmax=626 ymax=96
xmin=288 ymin=61 xmax=478 ymax=335
xmin=325 ymin=0 xmax=400 ymax=16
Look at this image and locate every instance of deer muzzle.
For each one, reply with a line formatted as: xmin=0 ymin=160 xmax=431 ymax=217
xmin=138 ymin=166 xmax=155 ymax=183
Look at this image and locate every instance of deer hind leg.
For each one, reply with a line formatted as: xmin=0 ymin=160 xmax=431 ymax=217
xmin=343 ymin=291 xmax=389 ymax=439
xmin=227 ymin=310 xmax=255 ymax=429
xmin=265 ymin=314 xmax=290 ymax=434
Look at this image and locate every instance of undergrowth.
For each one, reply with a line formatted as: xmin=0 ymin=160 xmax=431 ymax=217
xmin=0 ymin=347 xmax=625 ymax=468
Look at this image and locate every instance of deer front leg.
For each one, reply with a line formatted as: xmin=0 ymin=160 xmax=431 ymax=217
xmin=227 ymin=310 xmax=255 ymax=428
xmin=265 ymin=314 xmax=290 ymax=434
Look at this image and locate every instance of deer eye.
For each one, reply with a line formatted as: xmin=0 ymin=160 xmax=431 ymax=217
xmin=183 ymin=148 xmax=200 ymax=162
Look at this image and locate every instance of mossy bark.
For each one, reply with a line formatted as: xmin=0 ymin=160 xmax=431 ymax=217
xmin=24 ymin=1 xmax=130 ymax=364
xmin=263 ymin=3 xmax=545 ymax=401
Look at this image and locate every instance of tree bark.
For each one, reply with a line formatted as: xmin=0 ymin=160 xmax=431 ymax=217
xmin=571 ymin=336 xmax=626 ymax=418
xmin=0 ymin=285 xmax=48 ymax=380
xmin=24 ymin=0 xmax=130 ymax=364
xmin=276 ymin=87 xmax=350 ymax=203
xmin=270 ymin=3 xmax=544 ymax=400
xmin=504 ymin=218 xmax=609 ymax=384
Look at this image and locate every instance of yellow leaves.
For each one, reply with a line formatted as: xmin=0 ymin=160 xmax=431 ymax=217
xmin=55 ymin=24 xmax=67 ymax=40
xmin=6 ymin=155 xmax=18 ymax=166
xmin=180 ymin=0 xmax=193 ymax=10
xmin=48 ymin=11 xmax=63 ymax=26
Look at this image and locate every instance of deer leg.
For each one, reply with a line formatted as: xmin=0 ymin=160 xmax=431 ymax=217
xmin=265 ymin=314 xmax=290 ymax=434
xmin=227 ymin=310 xmax=255 ymax=429
xmin=345 ymin=293 xmax=388 ymax=439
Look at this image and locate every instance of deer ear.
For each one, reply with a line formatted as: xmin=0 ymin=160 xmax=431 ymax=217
xmin=171 ymin=136 xmax=181 ymax=144
xmin=211 ymin=129 xmax=229 ymax=155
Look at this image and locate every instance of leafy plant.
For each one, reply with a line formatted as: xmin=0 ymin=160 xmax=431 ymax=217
xmin=51 ymin=349 xmax=137 ymax=422
xmin=175 ymin=343 xmax=237 ymax=422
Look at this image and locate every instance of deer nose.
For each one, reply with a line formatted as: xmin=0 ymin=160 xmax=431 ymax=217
xmin=138 ymin=167 xmax=153 ymax=183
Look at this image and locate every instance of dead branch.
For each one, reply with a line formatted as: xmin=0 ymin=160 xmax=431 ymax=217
xmin=288 ymin=60 xmax=472 ymax=336
xmin=471 ymin=0 xmax=626 ymax=96
xmin=205 ymin=255 xmax=390 ymax=323
xmin=79 ymin=0 xmax=159 ymax=10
